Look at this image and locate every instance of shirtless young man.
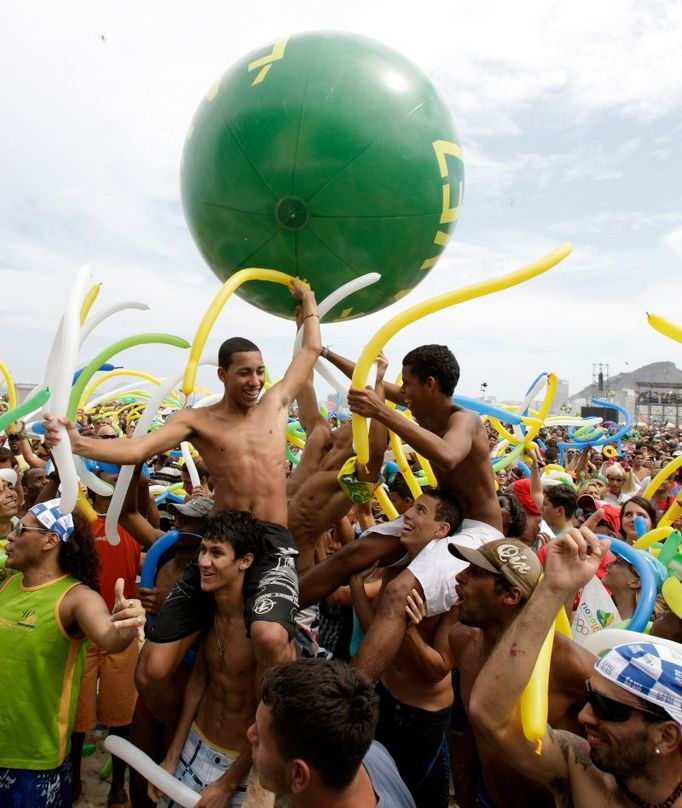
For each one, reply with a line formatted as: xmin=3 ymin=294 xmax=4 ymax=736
xmin=470 ymin=513 xmax=682 ymax=808
xmin=44 ymin=280 xmax=321 ymax=707
xmin=445 ymin=538 xmax=594 ymax=808
xmin=286 ymin=354 xmax=388 ymax=573
xmin=351 ymin=489 xmax=462 ymax=808
xmin=305 ymin=344 xmax=502 ymax=679
xmin=153 ymin=511 xmax=263 ymax=808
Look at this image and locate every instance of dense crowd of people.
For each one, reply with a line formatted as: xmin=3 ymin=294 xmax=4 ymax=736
xmin=1 ymin=287 xmax=682 ymax=808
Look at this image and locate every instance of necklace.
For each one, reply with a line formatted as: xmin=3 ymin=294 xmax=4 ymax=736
xmin=617 ymin=777 xmax=682 ymax=808
xmin=214 ymin=615 xmax=225 ymax=657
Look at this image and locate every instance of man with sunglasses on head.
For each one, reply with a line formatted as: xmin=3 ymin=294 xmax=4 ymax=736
xmin=470 ymin=510 xmax=682 ymax=808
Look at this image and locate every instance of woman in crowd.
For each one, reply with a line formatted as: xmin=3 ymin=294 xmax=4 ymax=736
xmin=619 ymin=494 xmax=658 ymax=544
xmin=0 ymin=495 xmax=145 ymax=808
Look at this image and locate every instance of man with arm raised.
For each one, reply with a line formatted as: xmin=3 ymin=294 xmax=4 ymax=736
xmin=44 ymin=280 xmax=321 ymax=706
xmin=469 ymin=510 xmax=682 ymax=808
xmin=309 ymin=344 xmax=503 ymax=680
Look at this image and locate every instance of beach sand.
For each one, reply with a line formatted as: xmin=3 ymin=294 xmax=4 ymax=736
xmin=74 ymin=728 xmax=115 ymax=808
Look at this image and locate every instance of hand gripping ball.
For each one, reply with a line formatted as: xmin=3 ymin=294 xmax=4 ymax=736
xmin=181 ymin=31 xmax=464 ymax=322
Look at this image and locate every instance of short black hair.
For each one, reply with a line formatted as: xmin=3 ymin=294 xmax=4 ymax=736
xmin=543 ymin=483 xmax=578 ymax=518
xmin=388 ymin=474 xmax=413 ymax=501
xmin=218 ymin=337 xmax=260 ymax=369
xmin=543 ymin=446 xmax=560 ymax=463
xmin=402 ymin=344 xmax=460 ymax=397
xmin=421 ymin=488 xmax=463 ymax=536
xmin=260 ymin=659 xmax=378 ymax=790
xmin=202 ymin=509 xmax=263 ymax=557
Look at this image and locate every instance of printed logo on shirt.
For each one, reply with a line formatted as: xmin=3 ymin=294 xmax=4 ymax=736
xmin=17 ymin=608 xmax=37 ymax=628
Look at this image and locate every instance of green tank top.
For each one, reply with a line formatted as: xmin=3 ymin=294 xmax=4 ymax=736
xmin=0 ymin=573 xmax=88 ymax=769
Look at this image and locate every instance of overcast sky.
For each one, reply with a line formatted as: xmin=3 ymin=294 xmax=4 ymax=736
xmin=2 ymin=0 xmax=682 ymax=404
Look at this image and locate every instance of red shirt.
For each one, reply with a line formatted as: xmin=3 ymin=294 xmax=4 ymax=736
xmin=91 ymin=516 xmax=142 ymax=613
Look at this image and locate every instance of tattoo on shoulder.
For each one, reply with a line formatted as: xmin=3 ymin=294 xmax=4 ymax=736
xmin=547 ymin=726 xmax=594 ymax=772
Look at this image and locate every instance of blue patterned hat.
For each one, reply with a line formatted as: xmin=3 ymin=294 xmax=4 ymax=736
xmin=29 ymin=499 xmax=74 ymax=542
xmin=595 ymin=642 xmax=682 ymax=726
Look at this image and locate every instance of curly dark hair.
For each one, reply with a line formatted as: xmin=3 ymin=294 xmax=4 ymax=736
xmin=58 ymin=507 xmax=100 ymax=591
xmin=498 ymin=491 xmax=527 ymax=539
xmin=260 ymin=659 xmax=378 ymax=790
xmin=543 ymin=483 xmax=578 ymax=518
xmin=202 ymin=509 xmax=264 ymax=557
xmin=402 ymin=344 xmax=460 ymax=397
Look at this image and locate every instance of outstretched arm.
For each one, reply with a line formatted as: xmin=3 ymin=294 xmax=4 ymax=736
xmin=299 ymin=530 xmax=405 ymax=608
xmin=348 ymin=392 xmax=474 ymax=472
xmin=468 ymin=513 xmax=607 ymax=791
xmin=321 ymin=346 xmax=405 ymax=405
xmin=68 ymin=578 xmax=145 ymax=654
xmin=43 ymin=408 xmax=193 ymax=466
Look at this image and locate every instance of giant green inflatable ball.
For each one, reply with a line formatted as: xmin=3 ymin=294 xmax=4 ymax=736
xmin=181 ymin=31 xmax=464 ymax=322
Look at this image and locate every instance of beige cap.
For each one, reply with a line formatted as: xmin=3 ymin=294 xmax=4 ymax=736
xmin=448 ymin=538 xmax=542 ymax=599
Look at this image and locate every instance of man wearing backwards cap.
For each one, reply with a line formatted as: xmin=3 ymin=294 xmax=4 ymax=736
xmin=443 ymin=539 xmax=594 ymax=808
xmin=470 ymin=511 xmax=682 ymax=808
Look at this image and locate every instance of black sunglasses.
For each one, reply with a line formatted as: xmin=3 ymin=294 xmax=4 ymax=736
xmin=585 ymin=680 xmax=670 ymax=723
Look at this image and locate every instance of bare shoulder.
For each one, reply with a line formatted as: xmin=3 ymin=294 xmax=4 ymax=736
xmin=545 ymin=725 xmax=599 ymax=801
xmin=547 ymin=726 xmax=592 ymax=768
xmin=449 ymin=622 xmax=479 ymax=663
xmin=60 ymin=582 xmax=102 ymax=627
xmin=449 ymin=407 xmax=483 ymax=432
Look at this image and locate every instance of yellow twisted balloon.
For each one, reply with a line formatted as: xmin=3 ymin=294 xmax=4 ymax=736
xmin=648 ymin=312 xmax=682 ymax=344
xmin=375 ymin=486 xmax=399 ymax=520
xmin=0 ymin=359 xmax=17 ymax=433
xmin=182 ymin=268 xmax=309 ymax=397
xmin=351 ymin=244 xmax=572 ymax=464
xmin=643 ymin=456 xmax=682 ymax=502
xmin=79 ymin=369 xmax=161 ymax=410
xmin=79 ymin=283 xmax=101 ymax=325
xmin=385 ymin=373 xmax=437 ymax=496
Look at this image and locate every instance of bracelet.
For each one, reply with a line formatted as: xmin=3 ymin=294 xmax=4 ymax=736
xmin=303 ymin=313 xmax=319 ymax=321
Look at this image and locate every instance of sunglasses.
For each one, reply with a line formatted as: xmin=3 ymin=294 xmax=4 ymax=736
xmin=585 ymin=680 xmax=670 ymax=723
xmin=11 ymin=522 xmax=55 ymax=537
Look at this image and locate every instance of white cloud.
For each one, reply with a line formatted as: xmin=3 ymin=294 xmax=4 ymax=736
xmin=1 ymin=0 xmax=682 ymax=407
xmin=663 ymin=226 xmax=682 ymax=259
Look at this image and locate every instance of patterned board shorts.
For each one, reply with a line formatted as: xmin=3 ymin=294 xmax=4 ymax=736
xmin=0 ymin=756 xmax=72 ymax=808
